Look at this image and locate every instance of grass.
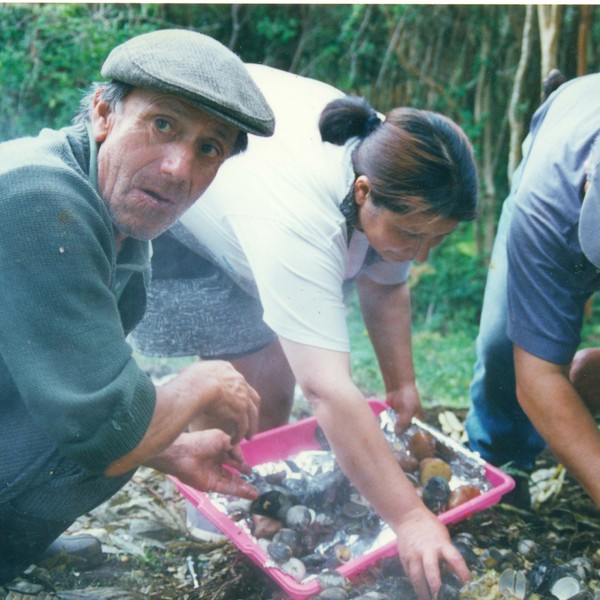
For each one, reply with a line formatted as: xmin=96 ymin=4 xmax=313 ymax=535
xmin=345 ymin=290 xmax=475 ymax=409
xmin=134 ymin=291 xmax=600 ymax=414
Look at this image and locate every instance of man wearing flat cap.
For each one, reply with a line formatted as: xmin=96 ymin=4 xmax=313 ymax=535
xmin=466 ymin=73 xmax=600 ymax=509
xmin=0 ymin=29 xmax=274 ymax=582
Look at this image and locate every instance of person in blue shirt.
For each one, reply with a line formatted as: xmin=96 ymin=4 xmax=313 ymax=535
xmin=466 ymin=73 xmax=600 ymax=508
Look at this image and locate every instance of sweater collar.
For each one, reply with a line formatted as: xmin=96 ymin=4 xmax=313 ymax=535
xmin=86 ymin=122 xmax=99 ymax=193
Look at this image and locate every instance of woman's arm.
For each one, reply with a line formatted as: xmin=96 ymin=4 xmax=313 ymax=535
xmin=279 ymin=337 xmax=469 ymax=600
xmin=356 ymin=276 xmax=423 ymax=430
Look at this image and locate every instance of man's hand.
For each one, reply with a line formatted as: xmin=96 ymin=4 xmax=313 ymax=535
xmin=395 ymin=506 xmax=470 ymax=599
xmin=106 ymin=360 xmax=260 ymax=477
xmin=145 ymin=430 xmax=258 ymax=500
xmin=387 ymin=384 xmax=424 ymax=434
xmin=172 ymin=360 xmax=261 ymax=444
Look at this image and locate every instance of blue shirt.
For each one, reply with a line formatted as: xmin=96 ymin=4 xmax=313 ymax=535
xmin=507 ymin=74 xmax=600 ymax=365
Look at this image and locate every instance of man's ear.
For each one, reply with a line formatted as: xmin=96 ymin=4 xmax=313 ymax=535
xmin=91 ymin=89 xmax=113 ymax=143
xmin=354 ymin=175 xmax=371 ymax=207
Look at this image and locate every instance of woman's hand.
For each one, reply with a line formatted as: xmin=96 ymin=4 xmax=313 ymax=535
xmin=387 ymin=384 xmax=424 ymax=434
xmin=394 ymin=506 xmax=470 ymax=599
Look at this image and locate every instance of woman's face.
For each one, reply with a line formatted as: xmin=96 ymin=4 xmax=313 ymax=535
xmin=354 ymin=176 xmax=459 ymax=263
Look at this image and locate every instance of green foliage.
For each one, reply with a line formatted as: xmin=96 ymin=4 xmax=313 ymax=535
xmin=0 ymin=4 xmax=158 ymax=138
xmin=345 ymin=289 xmax=476 ymax=408
xmin=409 ymin=223 xmax=488 ymax=331
xmin=3 ymin=3 xmax=600 ymax=411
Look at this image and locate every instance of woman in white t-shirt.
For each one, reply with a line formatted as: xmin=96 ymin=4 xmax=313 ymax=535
xmin=132 ymin=65 xmax=478 ymax=599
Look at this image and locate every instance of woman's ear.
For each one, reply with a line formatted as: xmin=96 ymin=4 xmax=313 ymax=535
xmin=90 ymin=89 xmax=114 ymax=143
xmin=354 ymin=175 xmax=371 ymax=206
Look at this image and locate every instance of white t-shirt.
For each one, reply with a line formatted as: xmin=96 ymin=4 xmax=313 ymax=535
xmin=178 ymin=64 xmax=410 ymax=352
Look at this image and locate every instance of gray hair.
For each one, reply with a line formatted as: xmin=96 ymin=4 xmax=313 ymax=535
xmin=72 ymin=81 xmax=248 ymax=155
xmin=72 ymin=82 xmax=133 ymax=125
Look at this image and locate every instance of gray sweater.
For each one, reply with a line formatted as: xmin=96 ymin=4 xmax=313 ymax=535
xmin=0 ymin=123 xmax=155 ymax=479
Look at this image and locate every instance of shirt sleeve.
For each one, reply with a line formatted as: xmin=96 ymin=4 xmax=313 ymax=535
xmin=230 ymin=214 xmax=351 ymax=352
xmin=506 ymin=200 xmax=592 ymax=366
xmin=360 ymin=249 xmax=411 ymax=285
xmin=0 ymin=165 xmax=155 ymax=472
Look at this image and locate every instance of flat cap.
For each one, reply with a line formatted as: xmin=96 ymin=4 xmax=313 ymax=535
xmin=101 ymin=29 xmax=275 ymax=136
xmin=579 ymin=135 xmax=600 ymax=268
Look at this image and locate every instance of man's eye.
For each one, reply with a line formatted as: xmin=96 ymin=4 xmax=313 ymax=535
xmin=154 ymin=118 xmax=173 ymax=133
xmin=199 ymin=143 xmax=220 ymax=158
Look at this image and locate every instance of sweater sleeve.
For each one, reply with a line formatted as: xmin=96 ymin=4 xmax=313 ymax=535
xmin=0 ymin=162 xmax=156 ymax=473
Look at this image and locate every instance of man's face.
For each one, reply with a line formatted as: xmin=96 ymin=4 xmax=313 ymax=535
xmin=92 ymin=88 xmax=239 ymax=241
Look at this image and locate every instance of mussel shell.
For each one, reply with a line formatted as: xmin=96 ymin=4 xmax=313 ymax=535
xmin=360 ymin=512 xmax=381 ymax=534
xmin=528 ymin=558 xmax=557 ymax=594
xmin=565 ymin=591 xmax=595 ymax=600
xmin=301 ymin=551 xmax=327 ymax=568
xmin=421 ymin=475 xmax=451 ymax=514
xmin=341 ymin=499 xmax=369 ymax=519
xmin=374 ymin=575 xmax=416 ymax=597
xmin=498 ymin=568 xmax=527 ymax=600
xmin=333 ymin=543 xmax=352 ymax=564
xmin=437 ymin=582 xmax=461 ymax=600
xmin=379 ymin=556 xmax=405 ymax=578
xmin=317 ymin=588 xmax=349 ymax=600
xmin=313 ymin=512 xmax=335 ymax=533
xmin=517 ymin=538 xmax=538 ymax=558
xmin=264 ymin=469 xmax=287 ymax=485
xmin=273 ymin=528 xmax=302 ymax=555
xmin=568 ymin=557 xmax=594 ymax=583
xmin=549 ymin=576 xmax=583 ymax=600
xmin=317 ymin=570 xmax=350 ymax=589
xmin=267 ymin=540 xmax=293 ymax=563
xmin=280 ymin=556 xmax=307 ymax=582
xmin=285 ymin=504 xmax=314 ymax=531
xmin=250 ymin=489 xmax=295 ymax=520
xmin=453 ymin=531 xmax=476 ymax=547
xmin=453 ymin=540 xmax=481 ymax=570
xmin=479 ymin=546 xmax=506 ymax=569
xmin=303 ymin=470 xmax=348 ymax=507
xmin=442 ymin=572 xmax=465 ymax=590
xmin=300 ymin=528 xmax=319 ymax=554
xmin=282 ymin=477 xmax=309 ymax=499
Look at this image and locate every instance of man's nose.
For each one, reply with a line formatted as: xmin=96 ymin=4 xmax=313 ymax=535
xmin=161 ymin=143 xmax=195 ymax=180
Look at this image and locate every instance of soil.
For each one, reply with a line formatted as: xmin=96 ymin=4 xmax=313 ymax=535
xmin=2 ymin=407 xmax=599 ymax=600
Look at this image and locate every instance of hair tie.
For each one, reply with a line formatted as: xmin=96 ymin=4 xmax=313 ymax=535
xmin=363 ymin=114 xmax=382 ymax=137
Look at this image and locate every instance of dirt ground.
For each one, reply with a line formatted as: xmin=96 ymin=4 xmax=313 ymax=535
xmin=2 ymin=407 xmax=599 ymax=600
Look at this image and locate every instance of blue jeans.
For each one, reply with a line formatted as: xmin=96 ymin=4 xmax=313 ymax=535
xmin=466 ymin=192 xmax=546 ymax=472
xmin=0 ymin=400 xmax=133 ymax=584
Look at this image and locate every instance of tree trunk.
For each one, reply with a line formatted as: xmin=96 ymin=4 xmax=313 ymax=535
xmin=507 ymin=5 xmax=534 ymax=182
xmin=537 ymin=5 xmax=562 ymax=80
xmin=473 ymin=27 xmax=497 ymax=259
xmin=577 ymin=5 xmax=593 ymax=76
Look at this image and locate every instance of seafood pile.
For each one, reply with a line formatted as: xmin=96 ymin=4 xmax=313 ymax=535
xmin=301 ymin=533 xmax=600 ymax=600
xmin=200 ymin=408 xmax=493 ymax=594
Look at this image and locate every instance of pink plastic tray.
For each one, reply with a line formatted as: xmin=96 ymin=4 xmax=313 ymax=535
xmin=172 ymin=400 xmax=514 ymax=599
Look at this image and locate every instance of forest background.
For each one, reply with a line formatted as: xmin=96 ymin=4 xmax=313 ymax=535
xmin=2 ymin=3 xmax=600 ymax=408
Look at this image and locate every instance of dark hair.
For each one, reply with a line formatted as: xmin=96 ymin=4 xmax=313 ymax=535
xmin=319 ymin=97 xmax=478 ymax=222
xmin=73 ymin=82 xmax=248 ymax=156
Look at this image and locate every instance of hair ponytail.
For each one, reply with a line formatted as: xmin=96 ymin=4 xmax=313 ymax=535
xmin=319 ymin=96 xmax=380 ymax=145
